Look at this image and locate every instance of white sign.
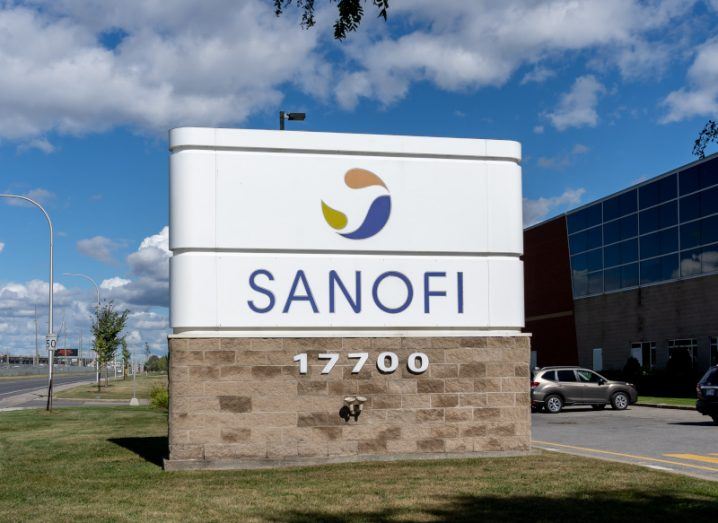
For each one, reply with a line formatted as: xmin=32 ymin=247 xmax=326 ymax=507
xmin=46 ymin=333 xmax=57 ymax=352
xmin=169 ymin=128 xmax=524 ymax=336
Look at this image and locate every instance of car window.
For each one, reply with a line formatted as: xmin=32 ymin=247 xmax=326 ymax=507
xmin=556 ymin=370 xmax=577 ymax=382
xmin=576 ymin=370 xmax=602 ymax=383
xmin=700 ymin=368 xmax=718 ymax=386
xmin=541 ymin=371 xmax=556 ymax=381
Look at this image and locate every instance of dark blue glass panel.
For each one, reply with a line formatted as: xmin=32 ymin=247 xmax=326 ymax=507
xmin=604 ymin=190 xmax=637 ymax=221
xmin=702 ymin=214 xmax=718 ymax=245
xmin=662 ymin=253 xmax=679 ymax=280
xmin=605 ymin=215 xmax=637 ymax=244
xmin=701 ymin=186 xmax=718 ymax=217
xmin=680 ymin=192 xmax=701 ymax=222
xmin=680 ymin=248 xmax=702 ymax=277
xmin=640 ymin=257 xmax=661 ymax=284
xmin=604 ymin=267 xmax=621 ymax=291
xmin=680 ymin=160 xmax=718 ymax=195
xmin=603 ymin=220 xmax=620 ymax=245
xmin=620 ymin=214 xmax=638 ymax=240
xmin=639 ymin=174 xmax=677 ymax=209
xmin=622 ymin=263 xmax=639 ymax=287
xmin=622 ymin=238 xmax=638 ymax=264
xmin=604 ymin=244 xmax=620 ymax=268
xmin=588 ymin=272 xmax=603 ymax=294
xmin=604 ymin=239 xmax=638 ymax=268
xmin=640 ymin=254 xmax=678 ymax=285
xmin=640 ymin=227 xmax=678 ymax=259
xmin=586 ymin=248 xmax=602 ymax=272
xmin=567 ymin=204 xmax=602 ymax=234
xmin=571 ymin=253 xmax=587 ymax=272
xmin=681 ymin=220 xmax=701 ymax=249
xmin=639 ymin=201 xmax=677 ymax=234
xmin=569 ymin=226 xmax=602 ymax=254
xmin=702 ymin=243 xmax=718 ymax=274
xmin=572 ymin=270 xmax=588 ymax=297
xmin=569 ymin=233 xmax=587 ymax=254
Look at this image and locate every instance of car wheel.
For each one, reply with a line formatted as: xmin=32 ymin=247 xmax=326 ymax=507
xmin=611 ymin=391 xmax=629 ymax=410
xmin=591 ymin=404 xmax=606 ymax=410
xmin=544 ymin=394 xmax=563 ymax=414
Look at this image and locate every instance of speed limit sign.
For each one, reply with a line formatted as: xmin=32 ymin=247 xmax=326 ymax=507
xmin=46 ymin=334 xmax=57 ymax=352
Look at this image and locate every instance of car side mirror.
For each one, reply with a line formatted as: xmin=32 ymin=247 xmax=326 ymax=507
xmin=598 ymin=378 xmax=606 ymax=385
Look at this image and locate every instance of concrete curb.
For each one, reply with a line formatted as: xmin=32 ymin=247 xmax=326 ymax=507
xmin=635 ymin=402 xmax=696 ymax=411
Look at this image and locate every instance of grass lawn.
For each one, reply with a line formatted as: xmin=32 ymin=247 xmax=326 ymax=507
xmin=637 ymin=396 xmax=697 ymax=407
xmin=55 ymin=374 xmax=167 ymax=400
xmin=0 ymin=407 xmax=717 ymax=522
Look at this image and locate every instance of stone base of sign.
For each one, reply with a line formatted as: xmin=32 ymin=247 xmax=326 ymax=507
xmin=165 ymin=336 xmax=531 ymax=471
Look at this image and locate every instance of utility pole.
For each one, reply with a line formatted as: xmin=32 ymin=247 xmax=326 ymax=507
xmin=0 ymin=194 xmax=55 ymax=411
xmin=34 ymin=304 xmax=39 ymax=366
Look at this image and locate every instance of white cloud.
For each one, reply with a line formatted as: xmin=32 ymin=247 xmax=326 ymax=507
xmin=545 ymin=75 xmax=606 ymax=131
xmin=0 ymin=1 xmax=328 ymax=140
xmin=533 ymin=125 xmax=544 ymax=134
xmin=0 ymin=227 xmax=172 ymax=355
xmin=0 ymin=242 xmax=4 ymax=253
xmin=537 ymin=143 xmax=590 ymax=170
xmin=0 ymin=1 xmax=699 ymax=137
xmin=17 ymin=137 xmax=56 ymax=154
xmin=332 ymin=0 xmax=693 ymax=109
xmin=521 ymin=66 xmax=555 ymax=85
xmin=105 ymin=226 xmax=170 ymax=307
xmin=3 ymin=188 xmax=55 ymax=207
xmin=523 ymin=188 xmax=586 ymax=226
xmin=76 ymin=235 xmax=123 ymax=264
xmin=662 ymin=38 xmax=718 ymax=122
xmin=100 ymin=277 xmax=131 ymax=290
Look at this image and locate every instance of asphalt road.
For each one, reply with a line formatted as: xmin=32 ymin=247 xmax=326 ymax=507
xmin=0 ymin=373 xmax=95 ymax=399
xmin=533 ymin=405 xmax=718 ymax=481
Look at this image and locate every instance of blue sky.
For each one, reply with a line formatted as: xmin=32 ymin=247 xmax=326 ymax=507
xmin=1 ymin=0 xmax=718 ymax=355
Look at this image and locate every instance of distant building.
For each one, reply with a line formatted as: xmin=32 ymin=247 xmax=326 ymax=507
xmin=524 ymin=153 xmax=718 ymax=374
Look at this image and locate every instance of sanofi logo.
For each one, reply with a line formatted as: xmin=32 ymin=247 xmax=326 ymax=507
xmin=321 ymin=168 xmax=391 ymax=240
xmin=244 ymin=168 xmax=464 ymax=316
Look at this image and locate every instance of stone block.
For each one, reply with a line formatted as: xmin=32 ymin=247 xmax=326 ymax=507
xmin=218 ymin=395 xmax=252 ymax=413
xmin=431 ymin=394 xmax=459 ymax=408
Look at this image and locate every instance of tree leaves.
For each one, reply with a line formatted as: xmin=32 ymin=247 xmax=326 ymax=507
xmin=274 ymin=0 xmax=389 ymax=40
xmin=693 ymin=120 xmax=718 ymax=160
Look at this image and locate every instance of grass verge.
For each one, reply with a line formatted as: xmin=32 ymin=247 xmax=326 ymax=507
xmin=0 ymin=406 xmax=717 ymax=522
xmin=638 ymin=396 xmax=697 ymax=407
xmin=55 ymin=374 xmax=167 ymax=400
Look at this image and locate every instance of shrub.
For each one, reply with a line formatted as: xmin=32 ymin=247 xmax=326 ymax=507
xmin=150 ymin=383 xmax=169 ymax=409
xmin=623 ymin=356 xmax=642 ymax=383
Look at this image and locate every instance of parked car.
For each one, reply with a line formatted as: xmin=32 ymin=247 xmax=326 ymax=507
xmin=696 ymin=366 xmax=718 ymax=425
xmin=531 ymin=366 xmax=638 ymax=413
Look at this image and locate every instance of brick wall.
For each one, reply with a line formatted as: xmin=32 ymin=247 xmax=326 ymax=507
xmin=574 ymin=274 xmax=718 ymax=370
xmin=166 ymin=336 xmax=530 ymax=469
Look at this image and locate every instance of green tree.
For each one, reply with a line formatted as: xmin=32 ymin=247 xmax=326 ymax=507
xmin=693 ymin=120 xmax=718 ymax=159
xmin=91 ymin=302 xmax=129 ymax=391
xmin=144 ymin=342 xmax=151 ymax=375
xmin=121 ymin=339 xmax=131 ymax=380
xmin=273 ymin=0 xmax=389 ymax=40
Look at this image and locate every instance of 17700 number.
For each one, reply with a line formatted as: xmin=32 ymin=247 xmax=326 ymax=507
xmin=292 ymin=352 xmax=429 ymax=375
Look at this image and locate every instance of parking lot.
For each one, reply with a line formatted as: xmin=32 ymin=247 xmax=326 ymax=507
xmin=533 ymin=405 xmax=718 ymax=481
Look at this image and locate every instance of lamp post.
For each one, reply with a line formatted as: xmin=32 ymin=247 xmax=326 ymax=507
xmin=63 ymin=273 xmax=100 ymax=386
xmin=279 ymin=111 xmax=306 ymax=130
xmin=0 ymin=193 xmax=54 ymax=410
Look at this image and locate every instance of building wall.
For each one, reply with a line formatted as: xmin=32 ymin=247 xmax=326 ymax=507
xmin=166 ymin=336 xmax=530 ymax=470
xmin=574 ymin=274 xmax=718 ymax=371
xmin=523 ymin=216 xmax=579 ymax=366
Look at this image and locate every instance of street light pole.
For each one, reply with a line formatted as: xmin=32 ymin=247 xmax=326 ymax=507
xmin=0 ymin=193 xmax=54 ymax=410
xmin=63 ymin=273 xmax=100 ymax=386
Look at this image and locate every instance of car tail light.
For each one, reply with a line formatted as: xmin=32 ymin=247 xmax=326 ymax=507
xmin=531 ymin=381 xmax=540 ymax=389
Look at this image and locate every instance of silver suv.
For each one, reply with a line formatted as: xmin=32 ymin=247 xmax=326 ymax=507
xmin=531 ymin=366 xmax=638 ymax=413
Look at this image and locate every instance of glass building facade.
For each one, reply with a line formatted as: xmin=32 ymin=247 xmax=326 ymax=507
xmin=568 ymin=156 xmax=718 ymax=298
